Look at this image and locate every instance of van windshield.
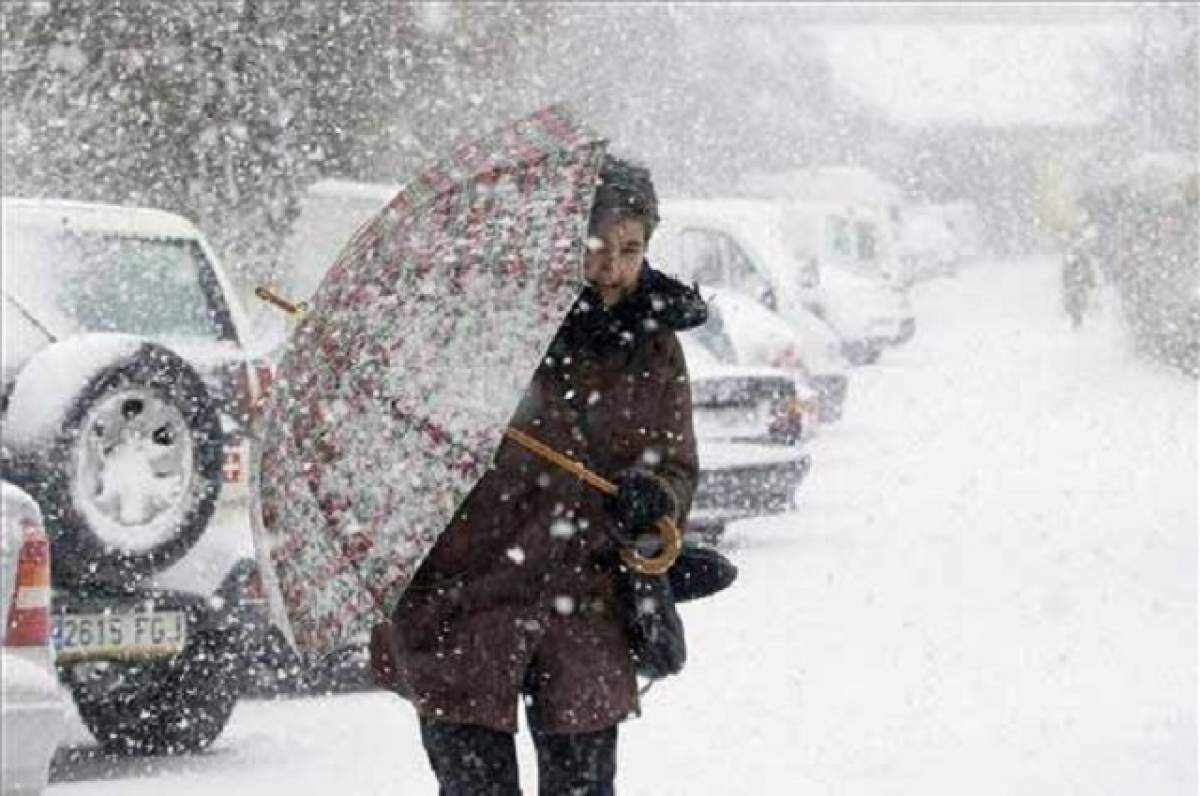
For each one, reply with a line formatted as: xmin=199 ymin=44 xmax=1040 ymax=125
xmin=4 ymin=225 xmax=234 ymax=341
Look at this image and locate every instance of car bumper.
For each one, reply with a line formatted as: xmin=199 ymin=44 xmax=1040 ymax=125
xmin=691 ymin=442 xmax=812 ymax=527
xmin=2 ymin=650 xmax=66 ymax=795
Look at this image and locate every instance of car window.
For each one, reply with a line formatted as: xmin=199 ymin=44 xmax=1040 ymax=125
xmin=855 ymin=220 xmax=877 ymax=261
xmin=5 ymin=225 xmax=237 ymax=342
xmin=679 ymin=228 xmax=727 ymax=286
xmin=686 ymin=300 xmax=738 ymax=364
xmin=719 ymin=232 xmax=776 ymax=308
xmin=722 ymin=234 xmax=760 ymax=288
xmin=829 ymin=216 xmax=854 ymax=259
xmin=679 ymin=226 xmax=777 ymax=310
xmin=2 ymin=294 xmax=52 ymax=366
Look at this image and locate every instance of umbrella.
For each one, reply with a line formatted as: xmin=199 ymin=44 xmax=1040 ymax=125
xmin=254 ymin=106 xmax=627 ymax=656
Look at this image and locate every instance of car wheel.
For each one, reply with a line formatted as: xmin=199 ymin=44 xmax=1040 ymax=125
xmin=840 ymin=339 xmax=881 ymax=366
xmin=4 ymin=339 xmax=223 ymax=589
xmin=66 ymin=629 xmax=240 ymax=756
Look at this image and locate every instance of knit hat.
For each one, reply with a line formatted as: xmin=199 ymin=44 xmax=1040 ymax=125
xmin=589 ymin=155 xmax=660 ymax=241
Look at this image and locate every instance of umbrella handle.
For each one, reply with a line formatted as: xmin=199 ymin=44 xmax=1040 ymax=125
xmin=503 ymin=427 xmax=682 ymax=575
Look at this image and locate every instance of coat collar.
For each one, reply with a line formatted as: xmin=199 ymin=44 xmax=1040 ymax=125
xmin=550 ymin=262 xmax=708 ymax=359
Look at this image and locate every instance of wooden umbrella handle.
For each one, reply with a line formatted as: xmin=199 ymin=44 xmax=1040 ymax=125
xmin=503 ymin=427 xmax=682 ymax=575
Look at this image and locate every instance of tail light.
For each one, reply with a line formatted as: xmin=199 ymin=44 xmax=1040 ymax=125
xmin=235 ymin=358 xmax=276 ymax=427
xmin=6 ymin=519 xmax=51 ymax=647
xmin=243 ymin=566 xmax=266 ymax=604
xmin=768 ymin=397 xmax=804 ymax=445
xmin=252 ymin=359 xmax=275 ymax=401
xmin=250 ymin=359 xmax=275 ymax=422
xmin=771 ymin=345 xmax=800 ymax=371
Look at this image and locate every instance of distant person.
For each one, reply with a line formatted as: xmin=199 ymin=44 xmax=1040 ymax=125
xmin=1062 ymin=228 xmax=1098 ymax=329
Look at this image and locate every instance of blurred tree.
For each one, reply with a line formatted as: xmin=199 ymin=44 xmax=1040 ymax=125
xmin=1 ymin=0 xmax=553 ymax=288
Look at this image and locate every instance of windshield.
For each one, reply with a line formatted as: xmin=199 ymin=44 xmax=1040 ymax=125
xmin=3 ymin=224 xmax=235 ymax=341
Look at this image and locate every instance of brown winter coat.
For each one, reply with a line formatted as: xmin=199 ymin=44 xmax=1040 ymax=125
xmin=388 ymin=265 xmax=705 ymax=734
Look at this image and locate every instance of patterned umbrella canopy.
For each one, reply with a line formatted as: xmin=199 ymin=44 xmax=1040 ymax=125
xmin=253 ymin=106 xmax=606 ymax=656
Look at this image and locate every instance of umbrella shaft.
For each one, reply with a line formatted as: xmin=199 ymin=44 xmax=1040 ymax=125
xmin=503 ymin=427 xmax=617 ymax=496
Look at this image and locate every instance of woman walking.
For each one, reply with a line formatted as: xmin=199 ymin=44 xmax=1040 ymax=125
xmin=386 ymin=156 xmax=706 ymax=795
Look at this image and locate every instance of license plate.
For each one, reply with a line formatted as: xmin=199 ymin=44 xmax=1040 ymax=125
xmin=53 ymin=610 xmax=187 ymax=661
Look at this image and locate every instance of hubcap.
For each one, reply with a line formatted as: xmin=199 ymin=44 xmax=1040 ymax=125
xmin=73 ymin=387 xmax=195 ymax=552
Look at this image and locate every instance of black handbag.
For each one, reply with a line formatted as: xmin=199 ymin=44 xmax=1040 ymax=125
xmin=669 ymin=543 xmax=738 ymax=603
xmin=614 ymin=542 xmax=737 ymax=681
xmin=615 ymin=565 xmax=687 ymax=680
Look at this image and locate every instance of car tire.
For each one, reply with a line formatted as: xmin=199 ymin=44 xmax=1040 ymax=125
xmin=67 ymin=628 xmax=240 ymax=756
xmin=840 ymin=339 xmax=880 ymax=366
xmin=4 ymin=339 xmax=223 ymax=589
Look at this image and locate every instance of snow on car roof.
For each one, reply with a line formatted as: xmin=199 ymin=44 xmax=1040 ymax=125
xmin=661 ymin=197 xmax=902 ymax=304
xmin=697 ymin=284 xmax=844 ymax=372
xmin=657 ymin=196 xmax=805 ymax=283
xmin=1 ymin=197 xmax=203 ymax=241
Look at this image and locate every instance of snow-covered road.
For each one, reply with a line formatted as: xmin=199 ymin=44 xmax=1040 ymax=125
xmin=48 ymin=258 xmax=1196 ymax=795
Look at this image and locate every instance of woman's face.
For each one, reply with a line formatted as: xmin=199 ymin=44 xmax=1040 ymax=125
xmin=584 ymin=215 xmax=645 ymax=307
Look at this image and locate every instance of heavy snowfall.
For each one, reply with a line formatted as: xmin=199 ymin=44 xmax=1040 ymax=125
xmin=1 ymin=3 xmax=1195 ymax=796
xmin=47 ymin=258 xmax=1197 ymax=795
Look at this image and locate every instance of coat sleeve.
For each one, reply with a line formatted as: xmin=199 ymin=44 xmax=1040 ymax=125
xmin=645 ymin=332 xmax=699 ymax=526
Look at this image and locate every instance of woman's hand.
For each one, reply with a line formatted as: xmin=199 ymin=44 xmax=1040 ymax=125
xmin=606 ymin=470 xmax=676 ymax=547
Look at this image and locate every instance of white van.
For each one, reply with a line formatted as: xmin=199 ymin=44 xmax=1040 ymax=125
xmin=651 ymin=198 xmax=915 ymax=364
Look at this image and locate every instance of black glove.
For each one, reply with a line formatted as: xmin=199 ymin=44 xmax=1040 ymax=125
xmin=606 ymin=470 xmax=676 ymax=546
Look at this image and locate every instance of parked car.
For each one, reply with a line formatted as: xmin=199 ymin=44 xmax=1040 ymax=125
xmin=684 ymin=339 xmax=817 ymax=446
xmin=743 ymin=197 xmax=917 ymax=347
xmin=681 ymin=341 xmax=812 ymax=542
xmin=0 ymin=198 xmax=273 ymax=754
xmin=738 ymin=166 xmax=914 ymax=287
xmin=895 ymin=201 xmax=984 ymax=280
xmin=2 ymin=481 xmax=65 ymax=795
xmin=651 ymin=198 xmax=914 ymax=365
xmin=691 ymin=287 xmax=850 ymax=424
xmin=806 ymin=256 xmax=916 ymax=347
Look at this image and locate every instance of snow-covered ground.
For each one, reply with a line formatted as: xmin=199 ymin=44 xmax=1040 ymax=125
xmin=47 ymin=258 xmax=1196 ymax=795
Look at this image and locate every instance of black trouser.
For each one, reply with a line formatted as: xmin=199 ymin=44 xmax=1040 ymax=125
xmin=418 ymin=702 xmax=617 ymax=796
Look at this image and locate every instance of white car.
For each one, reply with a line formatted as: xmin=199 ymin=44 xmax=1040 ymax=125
xmin=690 ymin=288 xmax=850 ymax=424
xmin=680 ymin=342 xmax=812 ymax=542
xmin=896 ymin=206 xmax=962 ymax=280
xmin=652 ymin=198 xmax=916 ymax=363
xmin=683 ymin=339 xmax=818 ymax=446
xmin=2 ymin=481 xmax=65 ymax=795
xmin=1 ymin=198 xmax=272 ymax=754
